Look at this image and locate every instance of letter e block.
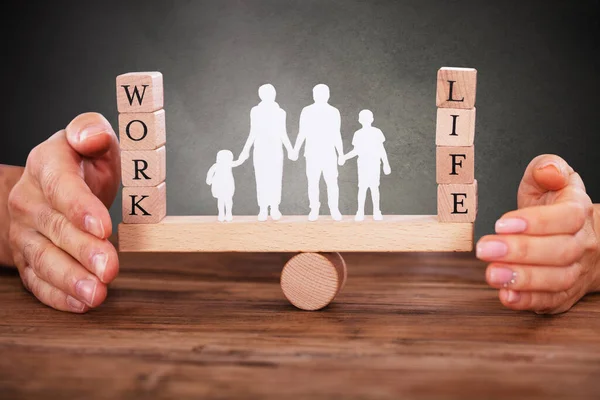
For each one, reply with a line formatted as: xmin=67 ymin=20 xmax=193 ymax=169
xmin=116 ymin=72 xmax=164 ymax=113
xmin=122 ymin=182 xmax=167 ymax=224
xmin=118 ymin=110 xmax=166 ymax=150
xmin=438 ymin=181 xmax=478 ymax=223
xmin=436 ymin=108 xmax=476 ymax=146
xmin=436 ymin=67 xmax=477 ymax=109
xmin=121 ymin=146 xmax=166 ymax=187
xmin=436 ymin=146 xmax=475 ymax=184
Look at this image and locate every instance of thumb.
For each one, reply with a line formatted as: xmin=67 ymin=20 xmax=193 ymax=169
xmin=65 ymin=112 xmax=118 ymax=158
xmin=518 ymin=154 xmax=572 ymax=206
xmin=65 ymin=113 xmax=121 ymax=208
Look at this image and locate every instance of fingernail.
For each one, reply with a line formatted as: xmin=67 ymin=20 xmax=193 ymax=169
xmin=489 ymin=267 xmax=517 ymax=287
xmin=77 ymin=124 xmax=107 ymax=143
xmin=476 ymin=240 xmax=509 ymax=259
xmin=93 ymin=253 xmax=107 ymax=282
xmin=84 ymin=215 xmax=105 ymax=239
xmin=506 ymin=289 xmax=521 ymax=304
xmin=495 ymin=218 xmax=528 ymax=234
xmin=537 ymin=161 xmax=562 ymax=175
xmin=76 ymin=279 xmax=97 ymax=306
xmin=66 ymin=295 xmax=85 ymax=312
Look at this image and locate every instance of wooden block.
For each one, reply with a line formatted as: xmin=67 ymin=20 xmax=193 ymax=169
xmin=118 ymin=110 xmax=166 ymax=151
xmin=436 ymin=67 xmax=477 ymax=109
xmin=436 ymin=146 xmax=475 ymax=184
xmin=122 ymin=182 xmax=166 ymax=224
xmin=438 ymin=181 xmax=478 ymax=223
xmin=436 ymin=108 xmax=476 ymax=146
xmin=118 ymin=215 xmax=474 ymax=252
xmin=121 ymin=146 xmax=166 ymax=187
xmin=280 ymin=252 xmax=347 ymax=311
xmin=117 ymin=72 xmax=163 ymax=113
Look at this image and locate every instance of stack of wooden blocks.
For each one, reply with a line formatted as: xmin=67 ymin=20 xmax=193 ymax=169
xmin=435 ymin=67 xmax=478 ymax=223
xmin=117 ymin=72 xmax=167 ymax=225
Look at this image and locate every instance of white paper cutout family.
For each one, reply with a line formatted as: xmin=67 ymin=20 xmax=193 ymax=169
xmin=206 ymin=84 xmax=391 ymax=222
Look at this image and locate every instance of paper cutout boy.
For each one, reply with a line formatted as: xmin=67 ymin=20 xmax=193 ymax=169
xmin=206 ymin=150 xmax=244 ymax=222
xmin=343 ymin=110 xmax=391 ymax=221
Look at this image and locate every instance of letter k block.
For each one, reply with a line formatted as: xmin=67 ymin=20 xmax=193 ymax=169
xmin=122 ymin=182 xmax=167 ymax=224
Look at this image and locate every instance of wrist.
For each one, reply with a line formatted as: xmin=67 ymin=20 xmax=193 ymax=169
xmin=592 ymin=204 xmax=600 ymax=292
xmin=0 ymin=165 xmax=24 ymax=267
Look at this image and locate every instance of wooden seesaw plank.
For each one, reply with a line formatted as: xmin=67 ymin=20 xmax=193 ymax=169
xmin=118 ymin=215 xmax=473 ymax=253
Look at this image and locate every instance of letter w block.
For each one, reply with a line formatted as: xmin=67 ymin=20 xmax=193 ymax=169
xmin=117 ymin=72 xmax=164 ymax=113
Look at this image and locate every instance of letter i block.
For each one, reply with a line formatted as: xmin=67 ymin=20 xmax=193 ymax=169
xmin=438 ymin=181 xmax=478 ymax=223
xmin=436 ymin=146 xmax=475 ymax=184
xmin=122 ymin=182 xmax=167 ymax=224
xmin=436 ymin=67 xmax=477 ymax=109
xmin=119 ymin=110 xmax=166 ymax=150
xmin=117 ymin=72 xmax=164 ymax=113
xmin=121 ymin=146 xmax=166 ymax=187
xmin=436 ymin=108 xmax=476 ymax=146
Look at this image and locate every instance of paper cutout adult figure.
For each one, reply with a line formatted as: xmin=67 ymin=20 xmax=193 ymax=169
xmin=292 ymin=84 xmax=345 ymax=221
xmin=238 ymin=84 xmax=295 ymax=221
xmin=206 ymin=150 xmax=244 ymax=222
xmin=343 ymin=110 xmax=391 ymax=221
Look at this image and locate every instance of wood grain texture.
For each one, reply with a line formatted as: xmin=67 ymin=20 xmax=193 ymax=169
xmin=121 ymin=146 xmax=166 ymax=187
xmin=122 ymin=182 xmax=167 ymax=224
xmin=116 ymin=72 xmax=164 ymax=113
xmin=438 ymin=181 xmax=478 ymax=223
xmin=118 ymin=215 xmax=474 ymax=252
xmin=281 ymin=252 xmax=347 ymax=311
xmin=436 ymin=67 xmax=477 ymax=109
xmin=1 ymin=250 xmax=599 ymax=399
xmin=436 ymin=145 xmax=475 ymax=184
xmin=118 ymin=109 xmax=166 ymax=151
xmin=436 ymin=107 xmax=476 ymax=146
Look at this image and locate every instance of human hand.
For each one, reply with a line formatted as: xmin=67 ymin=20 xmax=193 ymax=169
xmin=383 ymin=164 xmax=391 ymax=175
xmin=7 ymin=113 xmax=121 ymax=313
xmin=477 ymin=155 xmax=599 ymax=314
xmin=238 ymin=151 xmax=249 ymax=164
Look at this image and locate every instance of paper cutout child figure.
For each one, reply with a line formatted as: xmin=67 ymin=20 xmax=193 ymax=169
xmin=206 ymin=150 xmax=244 ymax=222
xmin=343 ymin=110 xmax=391 ymax=221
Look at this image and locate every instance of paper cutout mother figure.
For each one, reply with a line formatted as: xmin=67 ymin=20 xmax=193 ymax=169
xmin=238 ymin=84 xmax=294 ymax=221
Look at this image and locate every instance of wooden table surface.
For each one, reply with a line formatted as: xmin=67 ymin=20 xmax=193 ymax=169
xmin=1 ymin=249 xmax=599 ymax=400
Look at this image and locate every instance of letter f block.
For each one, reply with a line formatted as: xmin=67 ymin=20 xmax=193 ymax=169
xmin=117 ymin=72 xmax=167 ymax=224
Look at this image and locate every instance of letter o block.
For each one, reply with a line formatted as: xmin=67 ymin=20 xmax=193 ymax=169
xmin=116 ymin=72 xmax=164 ymax=113
xmin=438 ymin=181 xmax=478 ymax=223
xmin=122 ymin=182 xmax=167 ymax=224
xmin=118 ymin=110 xmax=166 ymax=151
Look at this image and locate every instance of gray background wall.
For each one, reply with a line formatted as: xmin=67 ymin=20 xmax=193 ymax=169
xmin=3 ymin=1 xmax=599 ymax=240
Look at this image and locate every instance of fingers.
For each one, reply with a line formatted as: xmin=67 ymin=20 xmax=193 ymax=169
xmin=486 ymin=263 xmax=582 ymax=292
xmin=27 ymin=134 xmax=112 ymax=239
xmin=498 ymin=289 xmax=576 ymax=315
xmin=16 ymin=229 xmax=107 ymax=309
xmin=22 ymin=267 xmax=89 ymax=313
xmin=496 ymin=201 xmax=589 ymax=235
xmin=65 ymin=112 xmax=118 ymax=158
xmin=477 ymin=231 xmax=588 ymax=266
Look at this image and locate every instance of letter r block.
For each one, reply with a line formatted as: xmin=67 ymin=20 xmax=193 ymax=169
xmin=436 ymin=146 xmax=475 ymax=184
xmin=122 ymin=182 xmax=167 ymax=224
xmin=436 ymin=108 xmax=476 ymax=146
xmin=118 ymin=110 xmax=166 ymax=150
xmin=438 ymin=181 xmax=478 ymax=223
xmin=436 ymin=67 xmax=477 ymax=109
xmin=121 ymin=146 xmax=166 ymax=187
xmin=116 ymin=72 xmax=164 ymax=113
